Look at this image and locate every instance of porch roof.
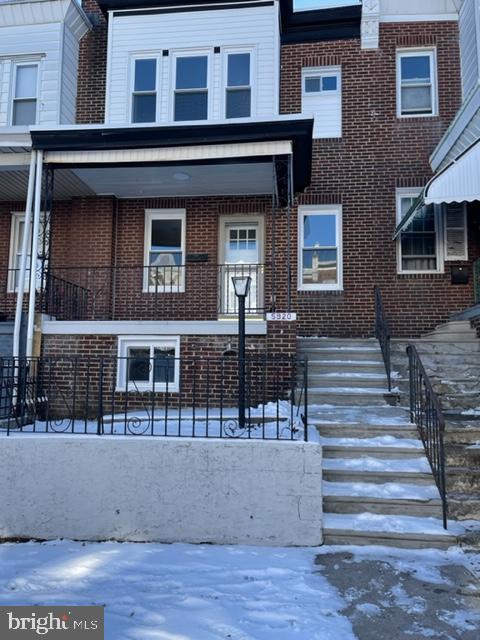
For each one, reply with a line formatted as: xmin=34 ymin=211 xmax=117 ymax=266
xmin=30 ymin=118 xmax=313 ymax=197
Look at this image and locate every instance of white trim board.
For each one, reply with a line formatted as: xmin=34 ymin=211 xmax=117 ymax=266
xmin=41 ymin=320 xmax=268 ymax=336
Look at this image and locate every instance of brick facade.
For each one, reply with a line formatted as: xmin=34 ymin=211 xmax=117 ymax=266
xmin=1 ymin=11 xmax=477 ymax=348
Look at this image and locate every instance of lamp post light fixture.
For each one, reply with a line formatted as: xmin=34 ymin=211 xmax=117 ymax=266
xmin=232 ymin=275 xmax=252 ymax=430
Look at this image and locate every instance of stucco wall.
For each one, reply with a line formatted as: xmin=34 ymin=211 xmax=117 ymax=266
xmin=0 ymin=436 xmax=323 ymax=546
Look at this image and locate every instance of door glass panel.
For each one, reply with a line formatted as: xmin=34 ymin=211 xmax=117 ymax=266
xmin=222 ymin=224 xmax=260 ymax=314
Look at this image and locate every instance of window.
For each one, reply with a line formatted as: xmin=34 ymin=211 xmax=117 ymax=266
xmin=444 ymin=202 xmax=468 ymax=261
xmin=396 ymin=191 xmax=441 ymax=273
xmin=144 ymin=209 xmax=186 ymax=291
xmin=117 ymin=337 xmax=180 ymax=392
xmin=174 ymin=55 xmax=208 ymax=121
xmin=298 ymin=206 xmax=342 ymax=291
xmin=225 ymin=52 xmax=251 ymax=118
xmin=132 ymin=58 xmax=157 ymax=123
xmin=397 ymin=50 xmax=437 ymax=117
xmin=8 ymin=211 xmax=48 ymax=292
xmin=302 ymin=67 xmax=342 ymax=138
xmin=12 ymin=63 xmax=38 ymax=125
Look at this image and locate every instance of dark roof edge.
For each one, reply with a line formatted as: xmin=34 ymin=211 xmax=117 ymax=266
xmin=96 ymin=0 xmax=361 ymax=42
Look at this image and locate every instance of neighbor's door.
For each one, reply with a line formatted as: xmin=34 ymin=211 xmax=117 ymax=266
xmin=220 ymin=221 xmax=263 ymax=315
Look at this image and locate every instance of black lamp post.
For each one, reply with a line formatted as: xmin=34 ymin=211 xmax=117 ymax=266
xmin=232 ymin=275 xmax=252 ymax=430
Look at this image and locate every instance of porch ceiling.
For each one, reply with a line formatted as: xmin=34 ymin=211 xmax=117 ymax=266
xmin=0 ymin=166 xmax=94 ymax=202
xmin=70 ymin=162 xmax=274 ymax=198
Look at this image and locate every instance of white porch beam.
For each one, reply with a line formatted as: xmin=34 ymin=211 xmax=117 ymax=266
xmin=26 ymin=150 xmax=43 ymax=359
xmin=12 ymin=151 xmax=37 ymax=361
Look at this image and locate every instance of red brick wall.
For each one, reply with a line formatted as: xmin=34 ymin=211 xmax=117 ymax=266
xmin=77 ymin=0 xmax=107 ymax=123
xmin=281 ymin=22 xmax=479 ymax=337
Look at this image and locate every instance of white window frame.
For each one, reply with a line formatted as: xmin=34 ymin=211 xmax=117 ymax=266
xmin=129 ymin=54 xmax=161 ymax=124
xmin=143 ymin=209 xmax=186 ymax=293
xmin=117 ymin=336 xmax=180 ymax=392
xmin=396 ymin=189 xmax=444 ymax=274
xmin=10 ymin=59 xmax=40 ymax=127
xmin=170 ymin=49 xmax=212 ymax=122
xmin=302 ymin=66 xmax=341 ymax=98
xmin=396 ymin=48 xmax=438 ymax=118
xmin=222 ymin=47 xmax=255 ymax=120
xmin=297 ymin=204 xmax=343 ymax=292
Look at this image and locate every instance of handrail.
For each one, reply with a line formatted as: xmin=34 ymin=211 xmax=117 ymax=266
xmin=374 ymin=286 xmax=392 ymax=391
xmin=407 ymin=344 xmax=448 ymax=529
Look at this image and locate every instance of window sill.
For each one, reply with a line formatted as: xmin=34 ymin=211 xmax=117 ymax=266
xmin=142 ymin=287 xmax=185 ymax=294
xmin=116 ymin=385 xmax=179 ymax=394
xmin=298 ymin=287 xmax=344 ymax=295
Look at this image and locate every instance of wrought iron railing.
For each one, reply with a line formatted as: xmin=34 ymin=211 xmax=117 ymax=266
xmin=407 ymin=344 xmax=448 ymax=529
xmin=42 ymin=272 xmax=89 ymax=321
xmin=26 ymin=263 xmax=266 ymax=321
xmin=374 ymin=286 xmax=392 ymax=391
xmin=0 ymin=354 xmax=307 ymax=441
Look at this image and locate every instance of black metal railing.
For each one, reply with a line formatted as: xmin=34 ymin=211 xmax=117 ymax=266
xmin=21 ymin=263 xmax=266 ymax=321
xmin=42 ymin=273 xmax=89 ymax=321
xmin=407 ymin=344 xmax=448 ymax=529
xmin=374 ymin=285 xmax=392 ymax=391
xmin=0 ymin=354 xmax=308 ymax=441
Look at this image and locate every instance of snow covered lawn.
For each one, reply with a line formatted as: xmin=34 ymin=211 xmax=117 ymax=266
xmin=0 ymin=540 xmax=479 ymax=639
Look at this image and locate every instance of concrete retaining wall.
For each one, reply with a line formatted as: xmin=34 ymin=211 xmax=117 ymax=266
xmin=0 ymin=436 xmax=323 ymax=546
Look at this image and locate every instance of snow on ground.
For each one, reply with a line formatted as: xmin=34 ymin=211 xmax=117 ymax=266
xmin=0 ymin=541 xmax=355 ymax=640
xmin=320 ymin=435 xmax=423 ymax=448
xmin=0 ymin=541 xmax=479 ymax=640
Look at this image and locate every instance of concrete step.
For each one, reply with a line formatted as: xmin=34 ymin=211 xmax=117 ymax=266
xmin=324 ymin=468 xmax=434 ymax=485
xmin=304 ymin=388 xmax=399 ymax=406
xmin=323 ymin=513 xmax=459 ymax=549
xmin=393 ymin=340 xmax=480 ymax=356
xmin=298 ymin=348 xmax=384 ymax=362
xmin=306 ymin=360 xmax=387 ymax=374
xmin=300 ymin=373 xmax=388 ymax=389
xmin=298 ymin=338 xmax=378 ymax=348
xmin=314 ymin=422 xmax=419 ymax=439
xmin=323 ymin=495 xmax=443 ymax=518
xmin=323 ymin=444 xmax=425 ymax=459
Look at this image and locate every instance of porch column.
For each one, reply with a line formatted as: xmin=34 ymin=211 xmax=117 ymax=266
xmin=12 ymin=151 xmax=37 ymax=360
xmin=26 ymin=150 xmax=43 ymax=359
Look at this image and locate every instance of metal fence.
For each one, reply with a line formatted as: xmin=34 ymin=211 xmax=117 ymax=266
xmin=0 ymin=354 xmax=308 ymax=441
xmin=407 ymin=344 xmax=448 ymax=529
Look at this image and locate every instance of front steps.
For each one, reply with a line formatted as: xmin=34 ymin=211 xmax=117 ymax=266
xmin=299 ymin=337 xmax=466 ymax=549
xmin=390 ymin=317 xmax=480 ymax=521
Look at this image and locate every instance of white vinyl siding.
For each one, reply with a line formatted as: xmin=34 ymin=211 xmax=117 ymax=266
xmin=60 ymin=24 xmax=81 ymax=124
xmin=444 ymin=202 xmax=468 ymax=261
xmin=301 ymin=67 xmax=342 ymax=138
xmin=298 ymin=205 xmax=343 ymax=291
xmin=459 ymin=0 xmax=480 ymax=101
xmin=106 ymin=3 xmax=279 ymax=124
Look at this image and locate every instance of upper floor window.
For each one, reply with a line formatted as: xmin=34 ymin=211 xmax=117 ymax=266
xmin=397 ymin=50 xmax=437 ymax=117
xmin=174 ymin=55 xmax=208 ymax=121
xmin=225 ymin=52 xmax=251 ymax=119
xmin=12 ymin=63 xmax=38 ymax=126
xmin=302 ymin=66 xmax=342 ymax=138
xmin=132 ymin=58 xmax=157 ymax=123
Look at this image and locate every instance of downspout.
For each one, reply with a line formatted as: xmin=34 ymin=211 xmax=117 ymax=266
xmin=12 ymin=151 xmax=37 ymax=361
xmin=26 ymin=150 xmax=43 ymax=359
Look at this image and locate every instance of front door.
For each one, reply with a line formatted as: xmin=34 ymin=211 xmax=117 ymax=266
xmin=220 ymin=221 xmax=262 ymax=315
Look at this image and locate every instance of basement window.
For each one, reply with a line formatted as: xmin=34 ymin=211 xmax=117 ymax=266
xmin=117 ymin=336 xmax=180 ymax=392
